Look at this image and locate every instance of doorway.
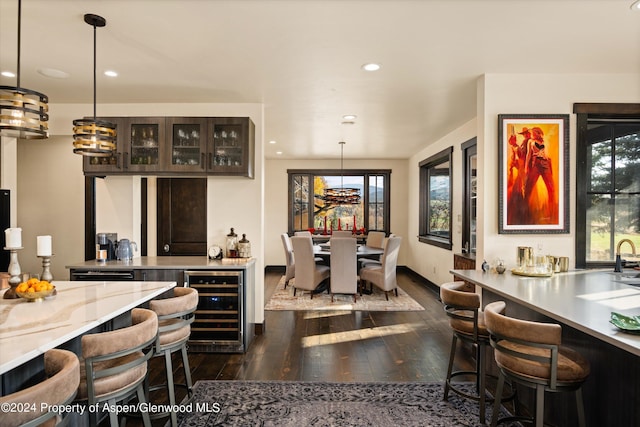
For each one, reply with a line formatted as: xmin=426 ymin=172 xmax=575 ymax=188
xmin=157 ymin=178 xmax=207 ymax=256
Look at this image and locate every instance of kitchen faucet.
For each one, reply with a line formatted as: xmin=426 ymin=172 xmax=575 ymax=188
xmin=614 ymin=238 xmax=637 ymax=272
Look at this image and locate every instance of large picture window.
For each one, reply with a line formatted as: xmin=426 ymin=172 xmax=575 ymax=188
xmin=419 ymin=147 xmax=453 ymax=249
xmin=575 ymin=104 xmax=640 ymax=268
xmin=288 ymin=170 xmax=391 ymax=235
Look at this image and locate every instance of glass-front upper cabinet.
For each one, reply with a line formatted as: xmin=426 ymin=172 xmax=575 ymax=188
xmin=208 ymin=117 xmax=255 ymax=178
xmin=165 ymin=117 xmax=207 ymax=172
xmin=462 ymin=138 xmax=477 ymax=255
xmin=126 ymin=117 xmax=165 ymax=173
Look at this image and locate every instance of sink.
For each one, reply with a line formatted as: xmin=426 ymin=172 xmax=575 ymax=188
xmin=609 ymin=271 xmax=640 ymax=286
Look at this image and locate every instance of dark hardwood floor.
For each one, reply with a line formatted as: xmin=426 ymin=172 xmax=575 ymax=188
xmin=133 ymin=269 xmax=478 ymax=426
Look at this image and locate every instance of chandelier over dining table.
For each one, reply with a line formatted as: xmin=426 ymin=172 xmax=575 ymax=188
xmin=321 ymin=141 xmax=361 ymax=205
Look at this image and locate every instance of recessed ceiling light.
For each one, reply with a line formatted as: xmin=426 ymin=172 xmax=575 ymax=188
xmin=104 ymin=70 xmax=118 ymax=77
xmin=276 ymin=151 xmax=283 ymax=155
xmin=269 ymin=140 xmax=277 ymax=144
xmin=341 ymin=121 xmax=355 ymax=125
xmin=1 ymin=71 xmax=16 ymax=78
xmin=342 ymin=114 xmax=357 ymax=120
xmin=37 ymin=68 xmax=69 ymax=79
xmin=362 ymin=63 xmax=381 ymax=71
xmin=632 ymin=0 xmax=640 ymax=10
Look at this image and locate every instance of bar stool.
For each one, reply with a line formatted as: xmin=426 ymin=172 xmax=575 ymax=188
xmin=76 ymin=308 xmax=158 ymax=427
xmin=0 ymin=349 xmax=79 ymax=427
xmin=484 ymin=301 xmax=590 ymax=427
xmin=440 ymin=281 xmax=513 ymax=424
xmin=147 ymin=286 xmax=199 ymax=427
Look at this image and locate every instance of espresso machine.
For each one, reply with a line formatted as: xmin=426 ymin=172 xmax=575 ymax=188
xmin=96 ymin=233 xmax=117 ymax=261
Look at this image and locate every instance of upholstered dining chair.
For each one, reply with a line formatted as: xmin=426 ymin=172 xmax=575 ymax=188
xmin=148 ymin=287 xmax=199 ymax=427
xmin=359 ymin=236 xmax=402 ymax=300
xmin=294 ymin=231 xmax=313 ymax=237
xmin=331 ymin=230 xmax=353 ymax=238
xmin=329 ymin=237 xmax=358 ymax=302
xmin=359 ymin=231 xmax=386 ymax=267
xmin=281 ymin=233 xmax=295 ymax=288
xmin=0 ymin=349 xmax=80 ymax=427
xmin=76 ymin=308 xmax=158 ymax=427
xmin=290 ymin=236 xmax=330 ymax=298
xmin=484 ymin=301 xmax=590 ymax=427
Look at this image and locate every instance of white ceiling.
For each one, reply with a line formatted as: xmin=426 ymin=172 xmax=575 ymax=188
xmin=1 ymin=0 xmax=639 ymax=160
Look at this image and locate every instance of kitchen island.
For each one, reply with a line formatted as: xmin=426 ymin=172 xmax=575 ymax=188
xmin=450 ymin=268 xmax=640 ymax=426
xmin=1 ymin=280 xmax=176 ymax=394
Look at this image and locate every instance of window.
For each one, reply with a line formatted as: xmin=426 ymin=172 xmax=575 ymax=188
xmin=419 ymin=147 xmax=453 ymax=249
xmin=461 ymin=138 xmax=477 ymax=254
xmin=288 ymin=170 xmax=391 ymax=235
xmin=575 ymin=103 xmax=640 ymax=268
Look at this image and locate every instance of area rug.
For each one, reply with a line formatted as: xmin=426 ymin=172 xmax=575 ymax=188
xmin=176 ymin=380 xmax=518 ymax=426
xmin=264 ymin=276 xmax=424 ymax=311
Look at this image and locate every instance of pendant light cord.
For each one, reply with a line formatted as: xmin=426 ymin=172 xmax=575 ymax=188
xmin=92 ymin=21 xmax=97 ymax=119
xmin=16 ymin=0 xmax=22 ymax=88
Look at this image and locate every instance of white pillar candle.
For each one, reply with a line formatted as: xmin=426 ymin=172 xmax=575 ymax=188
xmin=5 ymin=228 xmax=22 ymax=249
xmin=37 ymin=235 xmax=52 ymax=256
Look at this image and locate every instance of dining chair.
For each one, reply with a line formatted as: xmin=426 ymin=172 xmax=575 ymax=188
xmin=290 ymin=236 xmax=330 ymax=298
xmin=281 ymin=233 xmax=295 ymax=288
xmin=294 ymin=231 xmax=313 ymax=237
xmin=76 ymin=308 xmax=158 ymax=427
xmin=148 ymin=287 xmax=199 ymax=427
xmin=331 ymin=230 xmax=353 ymax=238
xmin=359 ymin=236 xmax=402 ymax=300
xmin=329 ymin=237 xmax=358 ymax=302
xmin=484 ymin=301 xmax=590 ymax=427
xmin=359 ymin=231 xmax=386 ymax=267
xmin=0 ymin=349 xmax=80 ymax=427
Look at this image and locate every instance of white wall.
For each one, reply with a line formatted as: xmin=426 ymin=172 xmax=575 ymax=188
xmin=15 ymin=136 xmax=85 ymax=280
xmin=478 ymin=73 xmax=640 ymax=270
xmin=264 ymin=158 xmax=409 ymax=267
xmin=407 ymin=119 xmax=477 ymax=285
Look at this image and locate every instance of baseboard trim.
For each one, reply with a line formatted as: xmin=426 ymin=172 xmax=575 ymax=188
xmin=398 ymin=266 xmax=440 ymax=296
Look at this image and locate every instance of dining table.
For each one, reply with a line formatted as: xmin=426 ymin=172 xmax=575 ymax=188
xmin=313 ymin=242 xmax=384 ymax=259
xmin=0 ymin=279 xmax=176 ymax=394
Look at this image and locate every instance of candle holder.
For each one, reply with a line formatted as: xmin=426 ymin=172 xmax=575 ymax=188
xmin=39 ymin=255 xmax=54 ymax=282
xmin=3 ymin=247 xmax=23 ymax=299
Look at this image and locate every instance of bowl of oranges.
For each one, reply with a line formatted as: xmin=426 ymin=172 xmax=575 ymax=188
xmin=15 ymin=278 xmax=55 ymax=302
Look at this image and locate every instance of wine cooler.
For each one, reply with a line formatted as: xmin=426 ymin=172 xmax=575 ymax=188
xmin=185 ymin=270 xmax=247 ymax=353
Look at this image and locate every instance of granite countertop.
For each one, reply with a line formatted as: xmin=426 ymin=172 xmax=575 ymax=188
xmin=66 ymin=256 xmax=256 ymax=270
xmin=449 ymin=268 xmax=640 ymax=357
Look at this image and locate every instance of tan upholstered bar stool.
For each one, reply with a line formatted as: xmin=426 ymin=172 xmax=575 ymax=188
xmin=440 ymin=281 xmax=500 ymax=424
xmin=0 ymin=349 xmax=80 ymax=427
xmin=148 ymin=287 xmax=198 ymax=427
xmin=484 ymin=301 xmax=590 ymax=427
xmin=76 ymin=308 xmax=158 ymax=427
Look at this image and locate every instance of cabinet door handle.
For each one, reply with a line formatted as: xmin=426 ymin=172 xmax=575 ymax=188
xmin=116 ymin=153 xmax=122 ymax=169
xmin=201 ymin=153 xmax=206 ymax=170
xmin=208 ymin=152 xmax=213 ymax=169
xmin=124 ymin=152 xmax=129 ymax=169
xmin=163 ymin=244 xmax=170 ymax=253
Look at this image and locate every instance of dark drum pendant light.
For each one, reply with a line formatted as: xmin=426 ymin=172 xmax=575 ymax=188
xmin=0 ymin=0 xmax=49 ymax=139
xmin=72 ymin=14 xmax=116 ymax=157
xmin=322 ymin=141 xmax=361 ymax=205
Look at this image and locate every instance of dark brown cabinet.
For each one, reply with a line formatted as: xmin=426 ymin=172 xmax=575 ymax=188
xmin=208 ymin=117 xmax=255 ymax=178
xmin=83 ymin=116 xmax=254 ymax=178
xmin=453 ymin=253 xmax=476 ymax=289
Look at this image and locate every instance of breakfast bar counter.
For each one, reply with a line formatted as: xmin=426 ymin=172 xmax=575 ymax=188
xmin=450 ymin=268 xmax=640 ymax=426
xmin=0 ymin=280 xmax=176 ymax=391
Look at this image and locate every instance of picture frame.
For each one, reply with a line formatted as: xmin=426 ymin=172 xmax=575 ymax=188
xmin=498 ymin=114 xmax=569 ymax=234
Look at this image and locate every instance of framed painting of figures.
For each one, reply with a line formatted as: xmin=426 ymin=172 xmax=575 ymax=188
xmin=498 ymin=114 xmax=570 ymax=234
